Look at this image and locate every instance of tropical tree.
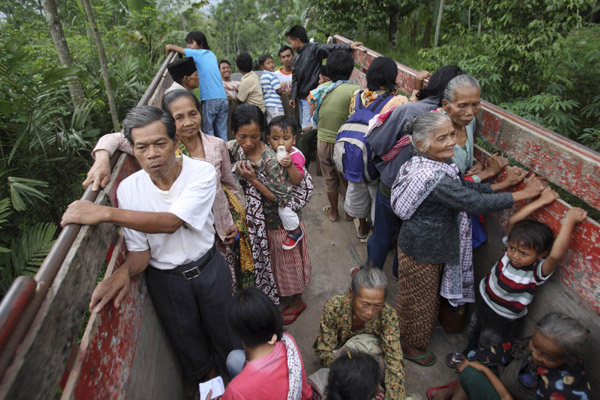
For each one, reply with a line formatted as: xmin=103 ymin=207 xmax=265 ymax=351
xmin=41 ymin=0 xmax=86 ymax=109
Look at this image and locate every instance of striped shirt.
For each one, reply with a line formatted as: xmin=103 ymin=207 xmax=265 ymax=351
xmin=480 ymin=237 xmax=551 ymax=320
xmin=260 ymin=70 xmax=283 ymax=112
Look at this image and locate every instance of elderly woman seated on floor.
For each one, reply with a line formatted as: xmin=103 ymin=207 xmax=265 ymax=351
xmin=313 ymin=267 xmax=405 ymax=400
xmin=428 ymin=312 xmax=592 ymax=400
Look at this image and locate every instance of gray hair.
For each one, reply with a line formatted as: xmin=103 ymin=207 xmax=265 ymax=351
xmin=406 ymin=111 xmax=450 ymax=153
xmin=123 ymin=105 xmax=176 ymax=145
xmin=350 ymin=266 xmax=387 ymax=294
xmin=443 ymin=74 xmax=480 ymax=103
xmin=535 ymin=312 xmax=589 ymax=364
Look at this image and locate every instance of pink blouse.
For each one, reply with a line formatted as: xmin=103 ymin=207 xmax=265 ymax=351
xmin=93 ymin=131 xmax=241 ymax=240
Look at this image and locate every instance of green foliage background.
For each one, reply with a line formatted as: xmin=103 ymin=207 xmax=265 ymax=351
xmin=0 ymin=0 xmax=598 ymax=296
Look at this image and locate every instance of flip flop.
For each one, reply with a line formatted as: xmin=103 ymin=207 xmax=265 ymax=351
xmin=404 ymin=349 xmax=437 ymax=367
xmin=445 ymin=352 xmax=464 ymax=369
xmin=322 ymin=205 xmax=338 ymax=222
xmin=282 ymin=302 xmax=307 ymax=325
xmin=356 ymin=222 xmax=372 ymax=239
xmin=426 ymin=381 xmax=457 ymax=400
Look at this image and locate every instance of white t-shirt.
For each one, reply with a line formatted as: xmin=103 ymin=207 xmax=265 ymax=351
xmin=117 ymin=155 xmax=217 ymax=270
xmin=274 ymin=68 xmax=293 ymax=92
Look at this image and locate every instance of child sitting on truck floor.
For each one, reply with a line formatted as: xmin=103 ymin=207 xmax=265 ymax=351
xmin=447 ymin=188 xmax=588 ymax=368
xmin=266 ymin=115 xmax=313 ymax=251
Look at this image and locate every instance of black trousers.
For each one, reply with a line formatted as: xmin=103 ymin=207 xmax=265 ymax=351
xmin=465 ymin=300 xmax=520 ymax=353
xmin=145 ymin=250 xmax=238 ymax=382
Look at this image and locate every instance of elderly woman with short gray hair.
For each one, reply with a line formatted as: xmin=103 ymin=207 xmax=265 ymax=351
xmin=313 ymin=267 xmax=405 ymax=400
xmin=391 ymin=112 xmax=546 ymax=366
xmin=429 ymin=312 xmax=592 ymax=399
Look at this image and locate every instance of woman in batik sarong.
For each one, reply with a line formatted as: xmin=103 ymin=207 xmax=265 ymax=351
xmin=228 ymin=105 xmax=311 ymax=324
xmin=390 ymin=111 xmax=544 ymax=366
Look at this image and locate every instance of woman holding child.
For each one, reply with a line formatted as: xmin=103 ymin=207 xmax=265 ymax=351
xmin=82 ymin=89 xmax=252 ymax=292
xmin=228 ymin=105 xmax=311 ymax=324
xmin=391 ymin=111 xmax=546 ymax=367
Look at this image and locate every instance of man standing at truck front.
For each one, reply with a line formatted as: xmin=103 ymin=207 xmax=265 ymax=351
xmin=285 ymin=25 xmax=362 ymax=131
xmin=61 ymin=105 xmax=237 ymax=399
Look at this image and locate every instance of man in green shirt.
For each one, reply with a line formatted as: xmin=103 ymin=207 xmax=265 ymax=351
xmin=315 ymin=51 xmax=359 ymax=222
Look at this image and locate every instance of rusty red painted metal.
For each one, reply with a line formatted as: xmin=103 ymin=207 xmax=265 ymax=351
xmin=475 ymin=146 xmax=600 ymax=314
xmin=336 ymin=34 xmax=600 ymax=315
xmin=0 ymin=51 xmax=175 ymax=394
xmin=335 ymin=35 xmax=600 ymax=211
xmin=63 ymin=236 xmax=147 ymax=399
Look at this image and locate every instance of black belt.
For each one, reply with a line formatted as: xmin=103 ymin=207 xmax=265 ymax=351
xmin=161 ymin=245 xmax=216 ymax=280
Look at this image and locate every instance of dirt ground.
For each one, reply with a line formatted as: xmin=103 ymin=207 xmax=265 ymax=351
xmin=282 ymin=162 xmax=465 ymax=398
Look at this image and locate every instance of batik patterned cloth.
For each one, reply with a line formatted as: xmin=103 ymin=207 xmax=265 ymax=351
xmin=228 ymin=141 xmax=287 ymax=304
xmin=313 ymin=294 xmax=405 ymax=400
xmin=392 ymin=155 xmax=474 ymax=306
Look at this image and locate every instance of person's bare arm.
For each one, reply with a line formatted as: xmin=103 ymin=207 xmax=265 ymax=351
xmin=459 ymin=361 xmax=513 ymax=400
xmin=165 ymin=44 xmax=185 ymax=55
xmin=410 ymin=70 xmax=431 ymax=101
xmin=506 ymin=188 xmax=559 ymax=235
xmin=89 ymin=249 xmax=150 ymax=312
xmin=279 ymin=154 xmax=302 ymax=185
xmin=541 ymin=207 xmax=587 ymax=277
xmin=509 ymin=175 xmax=546 ymax=203
xmin=61 ymin=200 xmax=184 ymax=233
xmin=83 ymin=150 xmax=112 ymax=191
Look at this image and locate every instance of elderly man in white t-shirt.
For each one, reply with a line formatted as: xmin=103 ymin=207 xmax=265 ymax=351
xmin=61 ymin=105 xmax=237 ymax=392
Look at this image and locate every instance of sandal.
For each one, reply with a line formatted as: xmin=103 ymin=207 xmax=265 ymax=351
xmin=282 ymin=302 xmax=307 ymax=325
xmin=356 ymin=222 xmax=371 ymax=239
xmin=426 ymin=381 xmax=457 ymax=400
xmin=322 ymin=205 xmax=338 ymax=222
xmin=445 ymin=352 xmax=464 ymax=369
xmin=404 ymin=349 xmax=437 ymax=367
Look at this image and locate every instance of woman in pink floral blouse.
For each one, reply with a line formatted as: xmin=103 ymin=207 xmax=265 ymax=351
xmin=83 ymin=89 xmax=251 ymax=291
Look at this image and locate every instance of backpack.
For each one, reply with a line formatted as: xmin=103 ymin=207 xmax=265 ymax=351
xmin=333 ymin=91 xmax=392 ymax=183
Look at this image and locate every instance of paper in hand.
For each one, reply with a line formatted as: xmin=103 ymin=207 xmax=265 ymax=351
xmin=199 ymin=376 xmax=225 ymax=400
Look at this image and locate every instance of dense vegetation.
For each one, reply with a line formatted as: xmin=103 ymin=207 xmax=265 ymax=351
xmin=0 ymin=0 xmax=598 ymax=296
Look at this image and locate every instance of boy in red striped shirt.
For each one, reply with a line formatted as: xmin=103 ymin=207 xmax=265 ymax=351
xmin=464 ymin=188 xmax=587 ymax=355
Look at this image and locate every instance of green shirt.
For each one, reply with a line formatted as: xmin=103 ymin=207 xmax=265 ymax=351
xmin=313 ymin=294 xmax=406 ymax=400
xmin=317 ymin=84 xmax=360 ymax=143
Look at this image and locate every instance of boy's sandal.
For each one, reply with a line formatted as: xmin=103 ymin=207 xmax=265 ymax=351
xmin=445 ymin=351 xmax=464 ymax=369
xmin=404 ymin=349 xmax=437 ymax=367
xmin=426 ymin=381 xmax=457 ymax=400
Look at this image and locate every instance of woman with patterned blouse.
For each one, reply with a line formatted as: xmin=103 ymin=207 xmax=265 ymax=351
xmin=228 ymin=105 xmax=311 ymax=318
xmin=313 ymin=267 xmax=405 ymax=400
xmin=428 ymin=312 xmax=592 ymax=400
xmin=82 ymin=89 xmax=251 ymax=292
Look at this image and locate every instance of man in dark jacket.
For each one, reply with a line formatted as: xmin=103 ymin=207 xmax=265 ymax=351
xmin=285 ymin=25 xmax=361 ymax=130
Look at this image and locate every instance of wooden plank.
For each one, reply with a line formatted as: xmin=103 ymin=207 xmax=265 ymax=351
xmin=0 ymin=221 xmax=116 ymax=399
xmin=124 ymin=288 xmax=183 ymax=400
xmin=0 ymin=277 xmax=36 ymax=353
xmin=61 ymin=235 xmax=147 ymax=400
xmin=0 ymin=155 xmax=135 ymax=399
